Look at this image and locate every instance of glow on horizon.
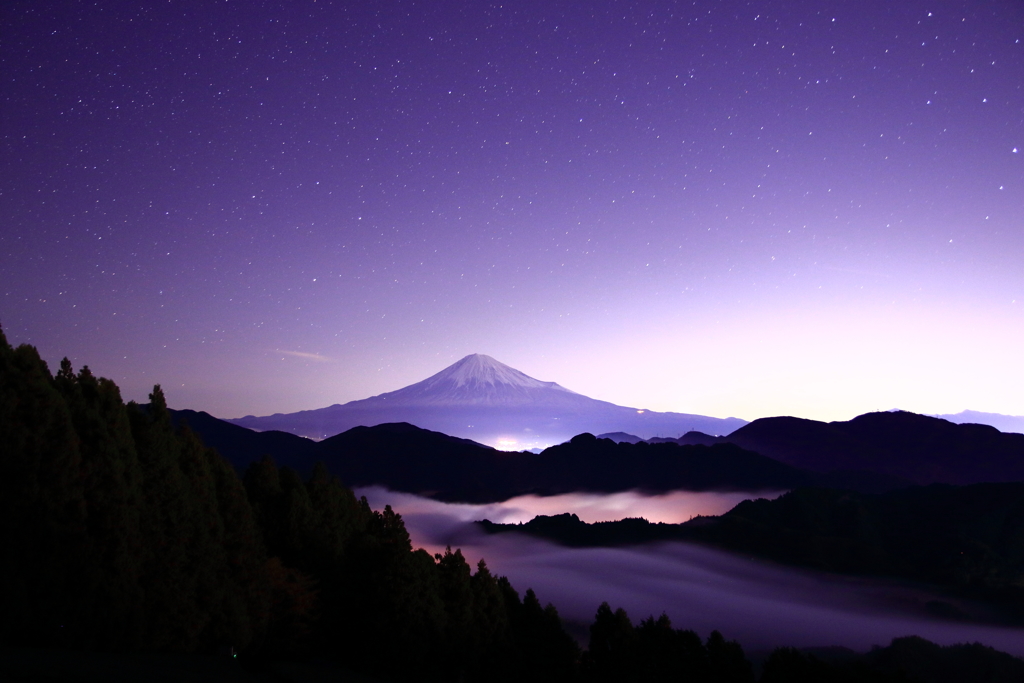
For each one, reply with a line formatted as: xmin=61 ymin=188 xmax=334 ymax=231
xmin=94 ymin=291 xmax=1023 ymax=425
xmin=356 ymin=486 xmax=774 ymax=531
xmin=32 ymin=286 xmax=1021 ymax=425
xmin=521 ymin=300 xmax=1024 ymax=424
xmin=211 ymin=295 xmax=1022 ymax=428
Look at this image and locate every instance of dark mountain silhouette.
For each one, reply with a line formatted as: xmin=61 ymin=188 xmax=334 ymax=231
xmin=174 ymin=411 xmax=820 ymax=502
xmin=478 ymin=513 xmax=693 ymax=547
xmin=188 ymin=407 xmax=1024 ymax=501
xmin=596 ymin=431 xmax=644 ymax=444
xmin=169 ymin=408 xmax=319 ymax=467
xmin=226 ymin=354 xmax=747 ymax=448
xmin=504 ymin=433 xmax=810 ymax=498
xmin=313 ymin=422 xmax=513 ymax=501
xmin=307 ymin=426 xmax=818 ymax=503
xmin=721 ymin=411 xmax=1024 ymax=486
xmin=649 ymin=430 xmax=724 ymax=446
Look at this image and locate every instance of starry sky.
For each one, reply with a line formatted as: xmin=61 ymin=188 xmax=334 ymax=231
xmin=2 ymin=0 xmax=1022 ymax=423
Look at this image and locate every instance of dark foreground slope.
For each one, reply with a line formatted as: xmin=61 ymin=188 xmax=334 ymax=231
xmin=0 ymin=332 xmax=581 ymax=682
xmin=481 ymin=482 xmax=1024 ymax=624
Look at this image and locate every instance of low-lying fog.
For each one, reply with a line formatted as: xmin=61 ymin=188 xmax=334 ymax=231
xmin=356 ymin=487 xmax=1024 ymax=658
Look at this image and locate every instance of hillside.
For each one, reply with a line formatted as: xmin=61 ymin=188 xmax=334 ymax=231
xmin=722 ymin=411 xmax=1024 ymax=485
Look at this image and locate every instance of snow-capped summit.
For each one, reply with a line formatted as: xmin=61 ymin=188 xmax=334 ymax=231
xmin=376 ymin=354 xmax=579 ymax=407
xmin=426 ymin=354 xmax=556 ymax=390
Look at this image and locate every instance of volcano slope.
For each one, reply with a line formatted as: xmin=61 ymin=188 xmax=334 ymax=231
xmin=226 ymin=354 xmax=747 ymax=448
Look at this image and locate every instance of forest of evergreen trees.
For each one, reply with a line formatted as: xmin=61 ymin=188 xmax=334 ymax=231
xmin=3 ymin=328 xmax=1023 ymax=682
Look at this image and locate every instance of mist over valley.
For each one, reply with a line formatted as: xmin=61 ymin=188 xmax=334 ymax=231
xmin=358 ymin=487 xmax=1024 ymax=658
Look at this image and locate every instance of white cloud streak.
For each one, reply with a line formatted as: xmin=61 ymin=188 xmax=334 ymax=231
xmin=275 ymin=350 xmax=333 ymax=362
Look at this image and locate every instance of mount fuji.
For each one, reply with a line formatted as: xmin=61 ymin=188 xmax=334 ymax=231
xmin=227 ymin=354 xmax=747 ymax=449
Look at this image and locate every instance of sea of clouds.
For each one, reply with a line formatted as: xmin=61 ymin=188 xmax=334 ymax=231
xmin=356 ymin=487 xmax=1024 ymax=657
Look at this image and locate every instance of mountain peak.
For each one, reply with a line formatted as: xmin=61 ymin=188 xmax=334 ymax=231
xmin=228 ymin=353 xmax=749 ymax=448
xmin=370 ymin=354 xmax=577 ymax=407
xmin=434 ymin=354 xmax=552 ymax=390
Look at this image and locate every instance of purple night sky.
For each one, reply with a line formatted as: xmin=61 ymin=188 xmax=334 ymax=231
xmin=2 ymin=0 xmax=1022 ymax=423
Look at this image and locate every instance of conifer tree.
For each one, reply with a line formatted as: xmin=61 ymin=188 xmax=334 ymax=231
xmin=242 ymin=456 xmax=318 ymax=655
xmin=343 ymin=503 xmax=445 ymax=674
xmin=305 ymin=461 xmax=360 ymax=569
xmin=633 ymin=614 xmax=708 ymax=681
xmin=436 ymin=546 xmax=476 ymax=669
xmin=0 ymin=333 xmax=88 ymax=644
xmin=244 ymin=455 xmax=285 ymax=556
xmin=706 ymin=630 xmax=755 ymax=683
xmin=128 ymin=386 xmax=207 ymax=651
xmin=470 ymin=559 xmax=511 ymax=669
xmin=263 ymin=556 xmax=318 ymax=655
xmin=175 ymin=422 xmax=241 ymax=648
xmin=584 ymin=602 xmax=638 ymax=683
xmin=504 ymin=586 xmax=579 ymax=682
xmin=302 ymin=463 xmax=362 ymax=647
xmin=53 ymin=360 xmax=145 ymax=649
xmin=205 ymin=447 xmax=270 ymax=650
xmin=278 ymin=466 xmax=317 ymax=565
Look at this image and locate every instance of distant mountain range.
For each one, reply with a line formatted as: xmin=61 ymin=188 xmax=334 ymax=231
xmin=652 ymin=411 xmax=1024 ymax=487
xmin=171 ymin=410 xmax=810 ymax=502
xmin=173 ymin=407 xmax=1024 ymax=502
xmin=226 ymin=354 xmax=747 ymax=448
xmin=931 ymin=409 xmax=1024 ymax=434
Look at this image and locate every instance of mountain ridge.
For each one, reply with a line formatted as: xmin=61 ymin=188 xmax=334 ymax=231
xmin=172 ymin=410 xmax=816 ymax=503
xmin=176 ymin=407 xmax=1024 ymax=502
xmin=931 ymin=409 xmax=1024 ymax=434
xmin=722 ymin=411 xmax=1024 ymax=486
